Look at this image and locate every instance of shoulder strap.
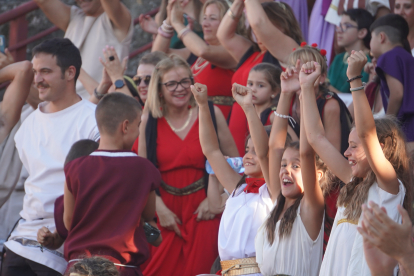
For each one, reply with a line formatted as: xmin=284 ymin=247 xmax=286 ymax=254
xmin=259 ymin=107 xmax=275 ymax=125
xmin=317 ymin=92 xmax=353 ymax=156
xmin=236 ymin=46 xmax=256 ymax=70
xmin=262 ymin=51 xmax=281 ymax=69
xmin=208 ymin=101 xmax=218 ymax=134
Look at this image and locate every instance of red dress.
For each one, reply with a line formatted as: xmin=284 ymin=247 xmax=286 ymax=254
xmin=142 ymin=117 xmax=220 ymax=276
xmin=229 ymin=51 xmax=265 ymax=156
xmin=191 ymin=57 xmax=234 ymax=119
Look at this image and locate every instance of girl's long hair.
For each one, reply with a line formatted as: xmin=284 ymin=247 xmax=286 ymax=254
xmin=265 ymin=141 xmax=332 ymax=244
xmin=338 ymin=116 xmax=413 ymax=222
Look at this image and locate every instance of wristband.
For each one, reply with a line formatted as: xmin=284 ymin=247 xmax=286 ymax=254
xmin=158 ymin=27 xmax=174 ymax=38
xmin=273 ymin=111 xmax=297 ymax=125
xmin=350 ymin=82 xmax=366 ymax=92
xmin=347 ymin=75 xmax=363 ymax=83
xmin=178 ymin=26 xmax=191 ymax=40
xmin=94 ymin=88 xmax=105 ymax=100
xmin=227 ymin=9 xmax=240 ymax=20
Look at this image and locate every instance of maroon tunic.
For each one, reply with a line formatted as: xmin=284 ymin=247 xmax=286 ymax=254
xmin=64 ymin=150 xmax=161 ymax=276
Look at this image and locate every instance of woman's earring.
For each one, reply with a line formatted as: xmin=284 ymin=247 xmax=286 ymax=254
xmin=271 ymin=95 xmax=275 ymax=98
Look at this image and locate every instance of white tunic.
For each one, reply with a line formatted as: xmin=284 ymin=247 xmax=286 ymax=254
xmin=219 ymin=184 xmax=274 ymax=276
xmin=319 ymin=180 xmax=406 ymax=276
xmin=255 ymin=203 xmax=324 ymax=276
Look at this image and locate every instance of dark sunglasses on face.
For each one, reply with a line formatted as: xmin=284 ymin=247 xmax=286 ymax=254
xmin=161 ymin=77 xmax=194 ymax=92
xmin=133 ymin=75 xmax=151 ymax=86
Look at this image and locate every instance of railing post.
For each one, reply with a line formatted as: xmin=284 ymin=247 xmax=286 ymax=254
xmin=9 ymin=15 xmax=28 ymax=62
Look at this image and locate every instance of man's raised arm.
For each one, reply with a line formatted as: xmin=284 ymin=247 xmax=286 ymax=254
xmin=100 ymin=0 xmax=132 ymax=41
xmin=34 ymin=0 xmax=71 ymax=31
xmin=0 ymin=61 xmax=34 ymax=143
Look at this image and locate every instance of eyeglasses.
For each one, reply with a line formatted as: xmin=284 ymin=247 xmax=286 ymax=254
xmin=133 ymin=75 xmax=151 ymax=86
xmin=336 ymin=23 xmax=358 ymax=33
xmin=162 ymin=77 xmax=194 ymax=92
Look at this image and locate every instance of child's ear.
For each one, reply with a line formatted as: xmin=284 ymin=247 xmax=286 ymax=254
xmin=357 ymin=28 xmax=368 ymax=40
xmin=380 ymin=32 xmax=387 ymax=44
xmin=121 ymin=120 xmax=129 ymax=135
xmin=317 ymin=170 xmax=324 ymax=181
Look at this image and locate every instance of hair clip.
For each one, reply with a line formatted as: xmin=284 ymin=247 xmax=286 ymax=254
xmin=300 ymin=42 xmax=307 ymax=47
xmin=320 ymin=49 xmax=327 ymax=56
xmin=292 ymin=48 xmax=296 ymax=51
xmin=311 ymin=43 xmax=318 ymax=47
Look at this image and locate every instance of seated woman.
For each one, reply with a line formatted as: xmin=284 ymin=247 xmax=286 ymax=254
xmin=152 ymin=0 xmax=241 ymax=119
xmin=138 ymin=55 xmax=238 ymax=276
xmin=217 ymin=0 xmax=303 ymax=155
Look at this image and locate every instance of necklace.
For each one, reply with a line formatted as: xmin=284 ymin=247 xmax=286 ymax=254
xmin=165 ymin=108 xmax=193 ymax=132
xmin=192 ymin=57 xmax=209 ymax=77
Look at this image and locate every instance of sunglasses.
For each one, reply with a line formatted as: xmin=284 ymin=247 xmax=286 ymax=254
xmin=133 ymin=75 xmax=151 ymax=86
xmin=336 ymin=23 xmax=358 ymax=33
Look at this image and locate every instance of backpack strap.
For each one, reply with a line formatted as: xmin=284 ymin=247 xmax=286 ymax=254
xmin=259 ymin=106 xmax=276 ymax=125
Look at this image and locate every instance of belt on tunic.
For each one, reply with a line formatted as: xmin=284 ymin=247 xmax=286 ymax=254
xmin=208 ymin=96 xmax=235 ymax=106
xmin=69 ymin=259 xmax=137 ymax=268
xmin=160 ymin=177 xmax=204 ymax=196
xmin=9 ymin=237 xmax=64 ymax=258
xmin=220 ymin=257 xmax=260 ymax=276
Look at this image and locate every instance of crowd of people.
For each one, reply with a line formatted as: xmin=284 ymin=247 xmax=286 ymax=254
xmin=0 ymin=0 xmax=413 ymax=275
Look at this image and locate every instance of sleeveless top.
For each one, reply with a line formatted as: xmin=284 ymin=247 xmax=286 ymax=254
xmin=320 ymin=180 xmax=406 ymax=276
xmin=65 ymin=6 xmax=133 ymax=99
xmin=255 ymin=203 xmax=324 ymax=276
xmin=219 ymin=184 xmax=273 ymax=264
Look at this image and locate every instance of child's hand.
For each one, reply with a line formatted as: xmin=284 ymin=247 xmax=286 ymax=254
xmin=232 ymin=83 xmax=253 ymax=110
xmin=347 ymin=50 xmax=368 ymax=80
xmin=281 ymin=59 xmax=301 ymax=94
xmin=190 ymin=83 xmax=208 ymax=106
xmin=37 ymin=227 xmax=55 ymax=248
xmin=299 ymin=61 xmax=322 ymax=88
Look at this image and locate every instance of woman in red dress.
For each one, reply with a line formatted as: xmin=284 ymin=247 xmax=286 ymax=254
xmin=152 ymin=0 xmax=242 ymax=119
xmin=138 ymin=55 xmax=238 ymax=276
xmin=217 ymin=0 xmax=303 ymax=155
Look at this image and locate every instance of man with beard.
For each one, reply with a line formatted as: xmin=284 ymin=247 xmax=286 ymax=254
xmin=1 ymin=38 xmax=99 ymax=276
xmin=34 ymin=0 xmax=133 ymax=100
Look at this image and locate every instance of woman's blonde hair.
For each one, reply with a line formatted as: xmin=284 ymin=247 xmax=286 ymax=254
xmin=287 ymin=46 xmax=328 ymax=76
xmin=146 ymin=54 xmax=196 ymax=118
xmin=202 ymin=0 xmax=229 ymax=20
xmin=338 ymin=116 xmax=413 ymax=222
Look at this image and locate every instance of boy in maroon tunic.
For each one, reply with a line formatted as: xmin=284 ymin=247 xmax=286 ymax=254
xmin=62 ymin=93 xmax=161 ymax=276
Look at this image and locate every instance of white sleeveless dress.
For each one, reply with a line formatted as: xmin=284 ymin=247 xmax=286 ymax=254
xmin=219 ymin=184 xmax=274 ymax=276
xmin=319 ymin=180 xmax=406 ymax=276
xmin=255 ymin=203 xmax=324 ymax=276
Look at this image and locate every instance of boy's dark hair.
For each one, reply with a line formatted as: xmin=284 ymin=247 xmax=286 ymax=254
xmin=69 ymin=256 xmax=119 ymax=276
xmin=140 ymin=51 xmax=168 ymax=66
xmin=370 ymin=14 xmax=411 ymax=53
xmin=65 ymin=139 xmax=99 ymax=166
xmin=343 ymin=9 xmax=374 ymax=49
xmin=32 ymin=38 xmax=82 ymax=82
xmin=95 ymin=92 xmax=142 ymax=135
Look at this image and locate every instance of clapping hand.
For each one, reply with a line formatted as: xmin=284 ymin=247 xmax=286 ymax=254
xmin=299 ymin=61 xmax=322 ymax=89
xmin=99 ymin=46 xmax=128 ymax=83
xmin=139 ymin=14 xmax=158 ymax=35
xmin=169 ymin=0 xmax=185 ymax=27
xmin=191 ymin=83 xmax=208 ymax=106
xmin=347 ymin=50 xmax=368 ymax=80
xmin=232 ymin=83 xmax=253 ymax=110
xmin=281 ymin=59 xmax=301 ymax=94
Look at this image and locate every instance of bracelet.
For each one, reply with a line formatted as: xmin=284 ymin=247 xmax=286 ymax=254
xmin=227 ymin=9 xmax=240 ymax=20
xmin=94 ymin=88 xmax=105 ymax=100
xmin=347 ymin=75 xmax=363 ymax=83
xmin=161 ymin=21 xmax=174 ymax=33
xmin=273 ymin=111 xmax=297 ymax=126
xmin=158 ymin=27 xmax=174 ymax=38
xmin=178 ymin=26 xmax=191 ymax=40
xmin=350 ymin=82 xmax=366 ymax=92
xmin=162 ymin=20 xmax=173 ymax=30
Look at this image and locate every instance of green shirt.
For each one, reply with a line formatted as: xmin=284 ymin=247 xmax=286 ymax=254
xmin=169 ymin=17 xmax=204 ymax=49
xmin=328 ymin=52 xmax=371 ymax=93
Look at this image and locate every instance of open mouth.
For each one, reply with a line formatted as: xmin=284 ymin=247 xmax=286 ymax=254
xmin=282 ymin=178 xmax=294 ymax=186
xmin=244 ymin=162 xmax=254 ymax=167
xmin=348 ymin=160 xmax=357 ymax=167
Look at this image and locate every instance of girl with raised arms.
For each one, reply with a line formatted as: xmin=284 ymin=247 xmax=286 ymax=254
xmin=300 ymin=52 xmax=412 ymax=276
